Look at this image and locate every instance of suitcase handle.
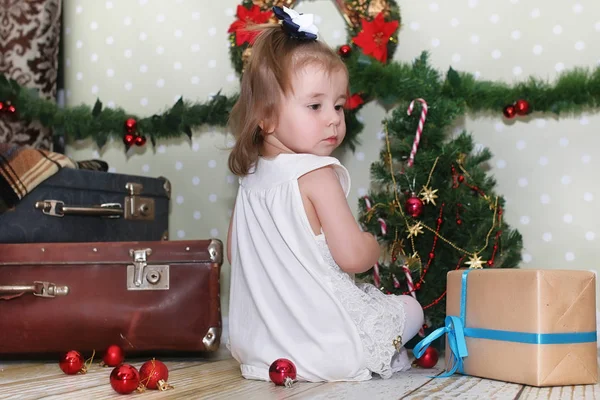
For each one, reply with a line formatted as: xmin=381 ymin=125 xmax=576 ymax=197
xmin=0 ymin=281 xmax=69 ymax=298
xmin=33 ymin=183 xmax=155 ymax=220
xmin=34 ymin=197 xmax=154 ymax=221
xmin=35 ymin=200 xmax=124 ymax=218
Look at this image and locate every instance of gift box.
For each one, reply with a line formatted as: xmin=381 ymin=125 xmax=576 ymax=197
xmin=415 ymin=269 xmax=598 ymax=387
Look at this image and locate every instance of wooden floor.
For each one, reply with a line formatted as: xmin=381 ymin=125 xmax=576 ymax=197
xmin=1 ymin=349 xmax=599 ymax=399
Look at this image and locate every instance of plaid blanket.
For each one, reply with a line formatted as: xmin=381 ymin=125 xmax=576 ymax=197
xmin=0 ymin=144 xmax=108 ymax=213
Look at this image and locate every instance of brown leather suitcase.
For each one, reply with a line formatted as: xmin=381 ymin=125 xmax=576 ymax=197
xmin=0 ymin=239 xmax=223 ymax=356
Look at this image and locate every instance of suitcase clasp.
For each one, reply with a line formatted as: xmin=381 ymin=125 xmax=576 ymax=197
xmin=127 ymin=248 xmax=170 ymax=291
xmin=130 ymin=248 xmax=152 ymax=287
xmin=124 ymin=182 xmax=155 ymax=221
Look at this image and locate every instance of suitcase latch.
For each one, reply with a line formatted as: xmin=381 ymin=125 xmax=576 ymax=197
xmin=125 ymin=182 xmax=155 ymax=221
xmin=127 ymin=248 xmax=170 ymax=291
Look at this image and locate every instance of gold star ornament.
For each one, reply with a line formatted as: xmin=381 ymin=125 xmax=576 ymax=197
xmin=466 ymin=254 xmax=485 ymax=269
xmin=419 ymin=185 xmax=439 ymax=206
xmin=407 ymin=222 xmax=424 ymax=238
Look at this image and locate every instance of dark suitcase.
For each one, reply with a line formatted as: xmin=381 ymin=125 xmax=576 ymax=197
xmin=0 ymin=239 xmax=223 ymax=356
xmin=0 ymin=168 xmax=170 ymax=243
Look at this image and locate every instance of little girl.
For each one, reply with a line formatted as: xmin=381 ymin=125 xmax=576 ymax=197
xmin=226 ymin=6 xmax=424 ymax=382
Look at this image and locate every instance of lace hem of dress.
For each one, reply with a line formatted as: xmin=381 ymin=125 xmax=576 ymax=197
xmin=314 ymin=236 xmax=407 ymax=379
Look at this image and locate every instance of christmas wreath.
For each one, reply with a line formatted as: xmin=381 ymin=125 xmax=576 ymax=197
xmin=227 ymin=0 xmax=401 ymax=150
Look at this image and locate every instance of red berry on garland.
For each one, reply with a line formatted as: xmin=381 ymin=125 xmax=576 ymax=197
xmin=123 ymin=133 xmax=135 ymax=146
xmin=110 ymin=364 xmax=141 ymax=394
xmin=269 ymin=358 xmax=297 ymax=388
xmin=101 ymin=344 xmax=124 ymax=367
xmin=134 ymin=135 xmax=147 ymax=146
xmin=7 ymin=104 xmax=16 ymax=114
xmin=514 ymin=99 xmax=530 ymax=115
xmin=139 ymin=359 xmax=172 ymax=391
xmin=405 ymin=193 xmax=424 ymax=218
xmin=124 ymin=117 xmax=137 ymax=133
xmin=0 ymin=101 xmax=4 ymax=111
xmin=338 ymin=44 xmax=352 ymax=58
xmin=502 ymin=104 xmax=516 ymax=119
xmin=59 ymin=350 xmax=85 ymax=375
xmin=415 ymin=347 xmax=439 ymax=368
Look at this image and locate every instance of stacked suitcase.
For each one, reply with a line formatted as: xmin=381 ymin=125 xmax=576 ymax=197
xmin=0 ymin=167 xmax=223 ymax=356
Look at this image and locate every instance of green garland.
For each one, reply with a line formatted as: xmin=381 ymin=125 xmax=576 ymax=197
xmin=0 ymin=74 xmax=236 ymax=149
xmin=2 ymin=55 xmax=600 ymax=151
xmin=346 ymin=52 xmax=600 ymax=115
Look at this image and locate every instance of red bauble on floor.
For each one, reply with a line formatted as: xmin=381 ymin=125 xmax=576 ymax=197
xmin=415 ymin=347 xmax=439 ymax=368
xmin=101 ymin=344 xmax=124 ymax=367
xmin=59 ymin=350 xmax=85 ymax=375
xmin=110 ymin=364 xmax=140 ymax=394
xmin=139 ymin=359 xmax=172 ymax=391
xmin=269 ymin=358 xmax=297 ymax=388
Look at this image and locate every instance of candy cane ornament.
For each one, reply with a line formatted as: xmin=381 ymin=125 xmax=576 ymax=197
xmin=401 ymin=264 xmax=416 ymax=300
xmin=406 ymin=98 xmax=428 ymax=167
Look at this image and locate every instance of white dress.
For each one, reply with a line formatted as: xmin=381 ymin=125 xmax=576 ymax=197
xmin=228 ymin=153 xmax=407 ymax=382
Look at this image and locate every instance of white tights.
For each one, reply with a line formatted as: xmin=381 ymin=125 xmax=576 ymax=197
xmin=400 ymin=295 xmax=425 ymax=341
xmin=391 ymin=295 xmax=425 ymax=372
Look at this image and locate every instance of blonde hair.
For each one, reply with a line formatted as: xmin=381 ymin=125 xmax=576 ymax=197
xmin=227 ymin=24 xmax=348 ymax=176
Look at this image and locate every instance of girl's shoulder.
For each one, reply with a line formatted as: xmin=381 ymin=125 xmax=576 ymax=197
xmin=241 ymin=153 xmax=350 ymax=195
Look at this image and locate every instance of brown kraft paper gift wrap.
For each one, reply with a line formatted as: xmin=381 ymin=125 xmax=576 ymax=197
xmin=441 ymin=269 xmax=597 ymax=387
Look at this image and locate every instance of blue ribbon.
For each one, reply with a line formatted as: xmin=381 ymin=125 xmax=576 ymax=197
xmin=412 ymin=269 xmax=597 ymax=377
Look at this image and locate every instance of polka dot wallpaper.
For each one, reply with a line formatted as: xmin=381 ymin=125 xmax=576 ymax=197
xmin=63 ymin=0 xmax=600 ymax=315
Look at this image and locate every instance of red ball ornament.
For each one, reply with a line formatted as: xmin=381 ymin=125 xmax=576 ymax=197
xmin=515 ymin=99 xmax=530 ymax=115
xmin=405 ymin=193 xmax=424 ymax=218
xmin=124 ymin=117 xmax=137 ymax=133
xmin=338 ymin=44 xmax=352 ymax=58
xmin=110 ymin=364 xmax=141 ymax=395
xmin=139 ymin=359 xmax=172 ymax=391
xmin=7 ymin=104 xmax=16 ymax=114
xmin=0 ymin=101 xmax=4 ymax=111
xmin=59 ymin=350 xmax=85 ymax=375
xmin=102 ymin=344 xmax=124 ymax=367
xmin=134 ymin=135 xmax=147 ymax=146
xmin=123 ymin=133 xmax=135 ymax=146
xmin=269 ymin=358 xmax=297 ymax=388
xmin=415 ymin=347 xmax=439 ymax=368
xmin=503 ymin=104 xmax=516 ymax=119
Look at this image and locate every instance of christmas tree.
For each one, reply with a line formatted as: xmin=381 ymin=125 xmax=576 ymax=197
xmin=357 ymin=54 xmax=523 ymax=332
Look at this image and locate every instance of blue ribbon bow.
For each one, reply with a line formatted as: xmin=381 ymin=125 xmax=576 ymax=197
xmin=412 ymin=269 xmax=597 ymax=377
xmin=273 ymin=6 xmax=318 ymax=41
